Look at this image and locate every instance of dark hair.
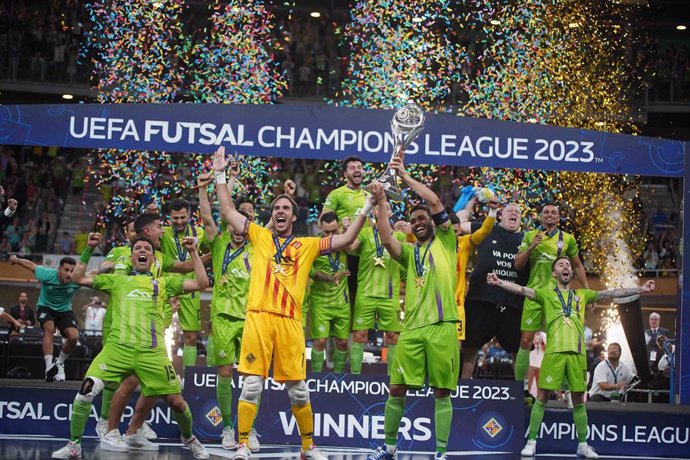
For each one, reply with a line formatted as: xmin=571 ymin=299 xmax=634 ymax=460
xmin=342 ymin=156 xmax=362 ymax=172
xmin=170 ymin=199 xmax=189 ymax=213
xmin=540 ymin=202 xmax=559 ymax=212
xmin=130 ymin=236 xmax=155 ymax=251
xmin=449 ymin=213 xmax=460 ymax=225
xmin=271 ymin=194 xmax=299 ymax=215
xmin=320 ymin=211 xmax=339 ymax=225
xmin=238 ymin=210 xmax=250 ymax=220
xmin=608 ymin=342 xmax=622 ymax=352
xmin=59 ymin=257 xmax=77 ymax=267
xmin=409 ymin=204 xmax=432 ymax=219
xmin=134 ymin=213 xmax=160 ymax=234
xmin=551 ymin=255 xmax=570 ymax=271
xmin=235 ymin=196 xmax=253 ymax=209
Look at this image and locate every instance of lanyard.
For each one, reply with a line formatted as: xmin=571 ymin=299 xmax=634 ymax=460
xmin=544 ymin=227 xmax=564 ymax=256
xmin=605 ymin=359 xmax=618 ymax=384
xmin=554 ymin=287 xmax=573 ymax=318
xmin=272 ymin=234 xmax=294 ymax=266
xmin=174 ymin=225 xmax=190 ymax=261
xmin=222 ymin=242 xmax=246 ymax=275
xmin=414 ymin=238 xmax=433 ymax=278
xmin=327 ymin=251 xmax=341 ymax=273
xmin=373 ymin=227 xmax=385 ymax=258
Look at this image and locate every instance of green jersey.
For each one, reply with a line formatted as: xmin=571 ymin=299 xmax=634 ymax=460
xmin=353 ymin=227 xmax=406 ymax=301
xmin=533 ymin=287 xmax=597 ymax=355
xmin=107 ymin=246 xmax=175 ymax=277
xmin=323 ymin=185 xmax=370 ymax=223
xmin=34 ymin=266 xmax=80 ymax=312
xmin=160 ymin=224 xmax=206 ymax=300
xmin=210 ymin=233 xmax=252 ymax=319
xmin=396 ymin=224 xmax=457 ymax=330
xmin=308 ymin=250 xmax=349 ymax=309
xmin=519 ymin=228 xmax=578 ymax=289
xmin=92 ymin=274 xmax=184 ymax=349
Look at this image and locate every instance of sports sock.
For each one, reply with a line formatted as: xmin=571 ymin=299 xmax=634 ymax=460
xmin=311 ymin=349 xmax=325 ymax=372
xmin=217 ymin=376 xmax=233 ymax=428
xmin=100 ymin=386 xmax=114 ymax=420
xmin=350 ymin=342 xmax=365 ymax=374
xmin=57 ymin=351 xmax=69 ymax=364
xmin=44 ymin=355 xmax=53 ymax=370
xmin=70 ymin=399 xmax=92 ymax=443
xmin=206 ymin=335 xmax=215 ymax=367
xmin=172 ymin=405 xmax=194 ymax=439
xmin=515 ymin=347 xmax=531 ymax=381
xmin=573 ymin=404 xmax=588 ymax=442
xmin=291 ymin=402 xmax=314 ymax=450
xmin=386 ymin=344 xmax=397 ymax=375
xmin=252 ymin=394 xmax=261 ymax=429
xmin=528 ymin=400 xmax=546 ymax=440
xmin=333 ymin=349 xmax=348 ymax=373
xmin=238 ymin=400 xmax=258 ymax=444
xmin=384 ymin=396 xmax=405 ymax=446
xmin=183 ymin=345 xmax=197 ymax=369
xmin=434 ymin=396 xmax=452 ymax=454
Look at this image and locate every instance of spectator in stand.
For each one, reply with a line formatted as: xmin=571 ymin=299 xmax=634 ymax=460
xmin=59 ymin=231 xmax=72 ymax=254
xmin=0 ymin=185 xmax=18 ymax=229
xmin=588 ymin=343 xmax=634 ymax=402
xmin=659 ymin=256 xmax=677 ymax=277
xmin=643 ymin=241 xmax=660 ymax=271
xmin=73 ymin=227 xmax=89 ymax=254
xmin=5 ymin=216 xmax=23 ymax=251
xmin=0 ymin=237 xmax=11 ymax=260
xmin=650 ymin=204 xmax=669 ymax=235
xmin=82 ymin=296 xmax=106 ymax=336
xmin=8 ymin=291 xmax=37 ymax=339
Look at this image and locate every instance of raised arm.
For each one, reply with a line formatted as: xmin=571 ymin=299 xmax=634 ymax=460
xmin=570 ymin=254 xmax=590 ymax=289
xmin=213 ymin=146 xmax=248 ymax=235
xmin=72 ymin=233 xmax=102 ymax=286
xmin=469 ymin=198 xmax=499 ymax=246
xmin=181 ymin=237 xmax=210 ymax=293
xmin=9 ymin=254 xmax=38 ymax=273
xmin=198 ymin=171 xmax=218 ymax=242
xmin=456 ymin=196 xmax=477 ymax=235
xmin=330 ymin=193 xmax=375 ymax=252
xmin=595 ymin=280 xmax=655 ymax=301
xmin=370 ymin=182 xmax=402 ymax=259
xmin=486 ymin=272 xmax=536 ymax=299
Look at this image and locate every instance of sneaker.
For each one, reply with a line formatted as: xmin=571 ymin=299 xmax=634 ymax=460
xmin=301 ymin=444 xmax=329 ymax=460
xmin=140 ymin=421 xmax=158 ymax=440
xmin=101 ymin=429 xmax=130 ymax=452
xmin=221 ymin=426 xmax=236 ymax=450
xmin=233 ymin=443 xmax=251 ymax=460
xmin=123 ymin=430 xmax=159 ymax=451
xmin=563 ymin=390 xmax=574 ymax=409
xmin=521 ymin=440 xmax=536 ymax=457
xmin=95 ymin=418 xmax=108 ymax=440
xmin=249 ymin=428 xmax=261 ymax=452
xmin=366 ymin=445 xmax=397 ymax=460
xmin=46 ymin=360 xmax=60 ymax=382
xmin=435 ymin=453 xmax=447 ymax=460
xmin=182 ymin=435 xmax=209 ymax=459
xmin=577 ymin=442 xmax=599 ymax=458
xmin=55 ymin=362 xmax=66 ymax=382
xmin=52 ymin=441 xmax=81 ymax=459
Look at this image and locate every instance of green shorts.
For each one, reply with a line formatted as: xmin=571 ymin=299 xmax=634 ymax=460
xmin=390 ymin=321 xmax=459 ymax=391
xmin=85 ymin=343 xmax=180 ymax=397
xmin=212 ymin=314 xmax=244 ymax=366
xmin=539 ymin=352 xmax=587 ymax=392
xmin=309 ymin=304 xmax=350 ymax=340
xmin=353 ymin=296 xmax=402 ymax=332
xmin=521 ymin=298 xmax=543 ymax=332
xmin=178 ymin=295 xmax=201 ymax=332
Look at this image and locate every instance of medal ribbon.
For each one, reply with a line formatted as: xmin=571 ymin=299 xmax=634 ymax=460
xmin=414 ymin=238 xmax=433 ymax=279
xmin=272 ymin=234 xmax=294 ymax=266
xmin=373 ymin=227 xmax=385 ymax=258
xmin=327 ymin=251 xmax=341 ymax=273
xmin=174 ymin=225 xmax=190 ymax=261
xmin=222 ymin=242 xmax=246 ymax=275
xmin=554 ymin=287 xmax=573 ymax=320
xmin=544 ymin=227 xmax=564 ymax=257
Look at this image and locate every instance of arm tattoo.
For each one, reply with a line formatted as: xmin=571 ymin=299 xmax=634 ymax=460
xmin=596 ymin=287 xmax=641 ymax=301
xmin=521 ymin=287 xmax=526 ymax=295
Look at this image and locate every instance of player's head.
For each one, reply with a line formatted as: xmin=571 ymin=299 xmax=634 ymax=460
xmin=499 ymin=203 xmax=522 ymax=232
xmin=551 ymin=256 xmax=573 ymax=284
xmin=319 ymin=211 xmax=341 ymax=236
xmin=134 ymin=213 xmax=164 ymax=249
xmin=169 ymin=199 xmax=190 ymax=232
xmin=607 ymin=342 xmax=622 ymax=360
xmin=409 ymin=204 xmax=434 ymax=243
xmin=236 ymin=197 xmax=255 ymax=222
xmin=58 ymin=257 xmax=77 ymax=284
xmin=393 ymin=219 xmax=408 ymax=233
xmin=231 ymin=211 xmax=250 ymax=245
xmin=270 ymin=194 xmax=299 ymax=235
xmin=130 ymin=236 xmax=155 ymax=272
xmin=449 ymin=213 xmax=461 ymax=237
xmin=540 ymin=202 xmax=559 ymax=229
xmin=342 ymin=156 xmax=363 ymax=188
xmin=125 ymin=220 xmax=137 ymax=242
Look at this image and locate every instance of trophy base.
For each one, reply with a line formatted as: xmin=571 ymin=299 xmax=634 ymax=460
xmin=376 ymin=170 xmax=403 ymax=202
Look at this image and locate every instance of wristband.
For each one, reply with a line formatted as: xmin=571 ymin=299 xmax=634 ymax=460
xmin=488 ymin=208 xmax=498 ymax=218
xmin=3 ymin=207 xmax=14 ymax=217
xmin=432 ymin=210 xmax=450 ymax=225
xmin=215 ymin=172 xmax=227 ymax=184
xmin=359 ymin=201 xmax=374 ymax=216
xmin=80 ymin=247 xmax=94 ymax=264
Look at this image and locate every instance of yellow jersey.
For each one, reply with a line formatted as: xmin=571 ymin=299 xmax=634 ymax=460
xmin=246 ymin=222 xmax=331 ymax=320
xmin=455 ymin=215 xmax=496 ymax=308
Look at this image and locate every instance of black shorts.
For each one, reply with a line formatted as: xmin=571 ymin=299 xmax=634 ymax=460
xmin=463 ymin=300 xmax=521 ymax=353
xmin=37 ymin=306 xmax=79 ymax=336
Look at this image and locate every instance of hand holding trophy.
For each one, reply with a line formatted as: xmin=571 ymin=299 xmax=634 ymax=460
xmin=377 ymin=102 xmax=425 ymax=201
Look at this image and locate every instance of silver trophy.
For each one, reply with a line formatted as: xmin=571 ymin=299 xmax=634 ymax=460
xmin=377 ymin=102 xmax=425 ymax=201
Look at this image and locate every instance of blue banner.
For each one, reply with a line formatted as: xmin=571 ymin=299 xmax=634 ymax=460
xmin=0 ymin=103 xmax=685 ymax=177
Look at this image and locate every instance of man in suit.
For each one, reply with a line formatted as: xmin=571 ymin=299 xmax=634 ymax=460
xmin=645 ymin=312 xmax=672 ymax=365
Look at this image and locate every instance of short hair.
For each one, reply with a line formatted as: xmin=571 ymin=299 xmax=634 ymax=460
xmin=320 ymin=211 xmax=338 ymax=225
xmin=134 ymin=213 xmax=160 ymax=234
xmin=342 ymin=156 xmax=362 ymax=172
xmin=130 ymin=236 xmax=155 ymax=251
xmin=551 ymin=255 xmax=570 ymax=271
xmin=169 ymin=199 xmax=189 ymax=213
xmin=449 ymin=213 xmax=460 ymax=225
xmin=235 ymin=196 xmax=253 ymax=209
xmin=650 ymin=312 xmax=661 ymax=320
xmin=238 ymin=210 xmax=250 ymax=220
xmin=59 ymin=257 xmax=76 ymax=267
xmin=608 ymin=342 xmax=622 ymax=352
xmin=409 ymin=204 xmax=432 ymax=219
xmin=271 ymin=194 xmax=299 ymax=215
xmin=540 ymin=202 xmax=559 ymax=212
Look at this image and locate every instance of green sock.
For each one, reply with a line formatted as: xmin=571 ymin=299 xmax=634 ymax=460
xmin=217 ymin=376 xmax=233 ymax=428
xmin=173 ymin=405 xmax=194 ymax=439
xmin=350 ymin=342 xmax=365 ymax=374
xmin=100 ymin=386 xmax=114 ymax=420
xmin=206 ymin=336 xmax=215 ymax=367
xmin=434 ymin=396 xmax=452 ymax=454
xmin=183 ymin=345 xmax=197 ymax=369
xmin=70 ymin=399 xmax=93 ymax=442
xmin=528 ymin=400 xmax=545 ymax=440
xmin=573 ymin=404 xmax=588 ymax=442
xmin=311 ymin=349 xmax=325 ymax=372
xmin=333 ymin=349 xmax=348 ymax=373
xmin=387 ymin=344 xmax=397 ymax=375
xmin=515 ymin=348 xmax=531 ymax=381
xmin=383 ymin=396 xmax=405 ymax=446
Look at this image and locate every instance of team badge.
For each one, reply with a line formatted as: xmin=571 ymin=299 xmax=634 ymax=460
xmin=246 ymin=353 xmax=257 ymax=364
xmin=293 ymin=241 xmax=302 ymax=249
xmin=205 ymin=406 xmax=223 ymax=427
xmin=482 ymin=417 xmax=503 ymax=438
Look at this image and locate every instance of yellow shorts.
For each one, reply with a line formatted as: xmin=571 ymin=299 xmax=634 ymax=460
xmin=238 ymin=310 xmax=306 ymax=381
xmin=456 ymin=303 xmax=466 ymax=341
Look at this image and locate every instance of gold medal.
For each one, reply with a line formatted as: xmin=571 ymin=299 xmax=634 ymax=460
xmin=416 ymin=276 xmax=425 ymax=288
xmin=562 ymin=317 xmax=574 ymax=327
xmin=273 ymin=262 xmax=286 ymax=276
xmin=373 ymin=256 xmax=386 ymax=267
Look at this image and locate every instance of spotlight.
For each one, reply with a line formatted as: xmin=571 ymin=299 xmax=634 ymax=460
xmin=310 ymin=11 xmax=321 ymax=18
xmin=677 ymin=25 xmax=687 ymax=31
xmin=62 ymin=94 xmax=74 ymax=100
